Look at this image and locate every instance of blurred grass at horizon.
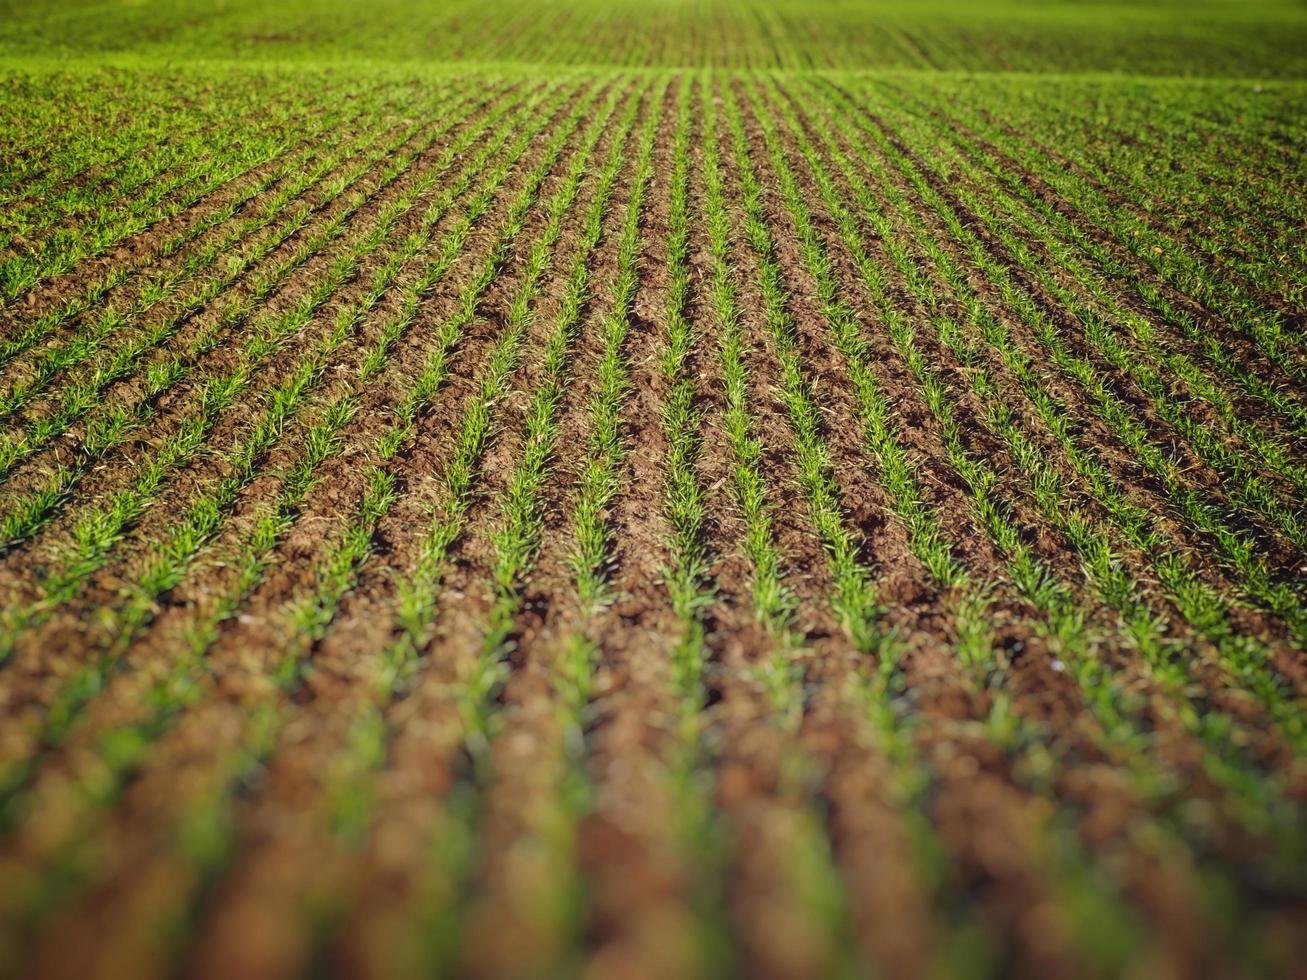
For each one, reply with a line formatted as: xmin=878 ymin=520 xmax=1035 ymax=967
xmin=1 ymin=0 xmax=1305 ymax=77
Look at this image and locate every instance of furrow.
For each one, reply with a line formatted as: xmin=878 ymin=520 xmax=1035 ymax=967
xmin=0 ymin=79 xmax=525 ymax=614
xmin=0 ymin=79 xmax=584 ymax=826
xmin=789 ymin=78 xmax=1307 ymax=827
xmin=0 ymin=77 xmax=601 ymax=975
xmin=0 ymin=88 xmax=459 ymax=474
xmin=0 ymin=77 xmax=406 ymax=383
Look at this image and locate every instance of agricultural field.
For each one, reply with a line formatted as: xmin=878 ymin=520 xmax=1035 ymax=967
xmin=1 ymin=0 xmax=1306 ymax=977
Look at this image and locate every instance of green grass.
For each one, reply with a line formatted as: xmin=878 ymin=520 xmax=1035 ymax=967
xmin=4 ymin=0 xmax=1307 ymax=75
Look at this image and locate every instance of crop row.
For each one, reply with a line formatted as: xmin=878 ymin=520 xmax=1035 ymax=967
xmin=0 ymin=66 xmax=1303 ymax=977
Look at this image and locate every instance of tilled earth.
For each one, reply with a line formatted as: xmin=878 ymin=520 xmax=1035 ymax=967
xmin=1 ymin=66 xmax=1305 ymax=979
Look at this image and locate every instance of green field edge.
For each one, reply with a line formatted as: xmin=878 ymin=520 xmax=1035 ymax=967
xmin=4 ymin=54 xmax=1307 ymax=88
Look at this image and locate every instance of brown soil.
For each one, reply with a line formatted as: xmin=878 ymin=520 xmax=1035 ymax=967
xmin=1 ymin=66 xmax=1304 ymax=980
